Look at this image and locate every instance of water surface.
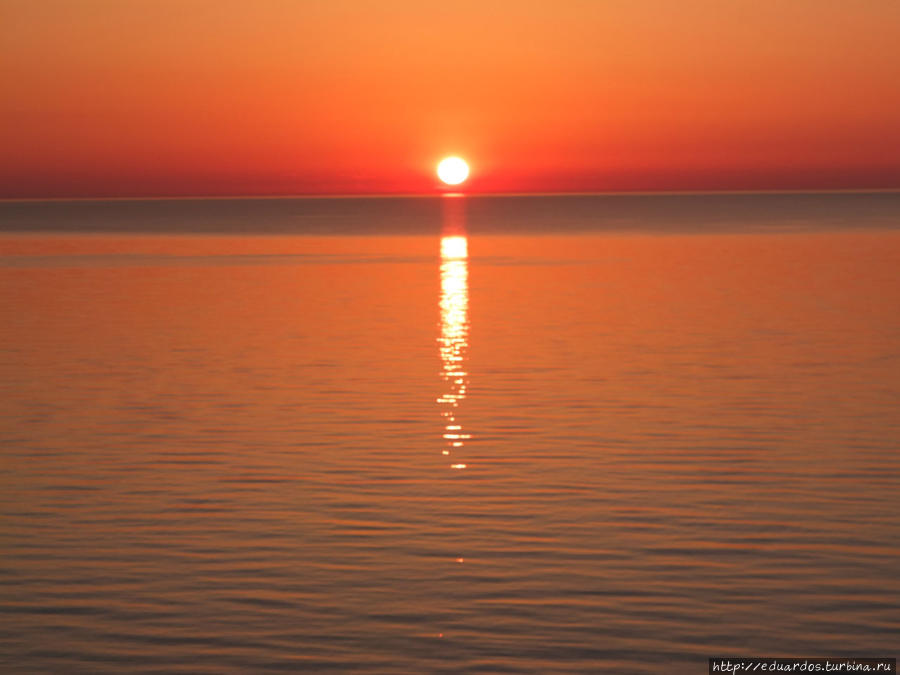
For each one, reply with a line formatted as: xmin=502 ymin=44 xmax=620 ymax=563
xmin=1 ymin=194 xmax=899 ymax=673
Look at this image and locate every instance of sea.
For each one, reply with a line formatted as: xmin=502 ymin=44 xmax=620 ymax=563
xmin=1 ymin=193 xmax=899 ymax=673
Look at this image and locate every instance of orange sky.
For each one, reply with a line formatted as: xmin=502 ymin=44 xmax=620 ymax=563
xmin=3 ymin=0 xmax=900 ymax=198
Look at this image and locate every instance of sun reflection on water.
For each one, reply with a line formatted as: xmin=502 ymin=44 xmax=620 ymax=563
xmin=437 ymin=234 xmax=471 ymax=463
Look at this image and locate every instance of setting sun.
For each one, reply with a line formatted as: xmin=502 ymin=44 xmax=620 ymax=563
xmin=437 ymin=157 xmax=469 ymax=186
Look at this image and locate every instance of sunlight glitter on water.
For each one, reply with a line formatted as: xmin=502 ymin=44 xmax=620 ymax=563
xmin=439 ymin=232 xmax=471 ymax=469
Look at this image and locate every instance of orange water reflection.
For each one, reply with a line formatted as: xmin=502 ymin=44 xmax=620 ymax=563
xmin=2 ymin=225 xmax=900 ymax=668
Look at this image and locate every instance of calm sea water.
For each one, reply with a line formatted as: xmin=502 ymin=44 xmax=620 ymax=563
xmin=1 ymin=194 xmax=899 ymax=673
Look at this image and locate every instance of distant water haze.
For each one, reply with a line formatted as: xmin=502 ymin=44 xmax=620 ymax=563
xmin=1 ymin=193 xmax=899 ymax=673
xmin=3 ymin=191 xmax=900 ymax=236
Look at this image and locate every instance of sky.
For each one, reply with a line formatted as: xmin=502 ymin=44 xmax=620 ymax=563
xmin=2 ymin=0 xmax=900 ymax=198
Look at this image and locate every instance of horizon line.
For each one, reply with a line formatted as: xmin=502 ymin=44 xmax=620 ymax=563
xmin=2 ymin=187 xmax=900 ymax=204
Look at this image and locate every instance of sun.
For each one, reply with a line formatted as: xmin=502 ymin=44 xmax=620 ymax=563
xmin=437 ymin=157 xmax=469 ymax=186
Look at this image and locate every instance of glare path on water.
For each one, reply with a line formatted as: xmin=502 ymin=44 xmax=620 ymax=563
xmin=438 ymin=234 xmax=470 ymax=470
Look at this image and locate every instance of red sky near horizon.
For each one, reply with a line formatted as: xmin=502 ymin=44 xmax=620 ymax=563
xmin=3 ymin=0 xmax=900 ymax=198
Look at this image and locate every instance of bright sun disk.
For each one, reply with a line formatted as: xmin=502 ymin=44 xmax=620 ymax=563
xmin=437 ymin=157 xmax=469 ymax=185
